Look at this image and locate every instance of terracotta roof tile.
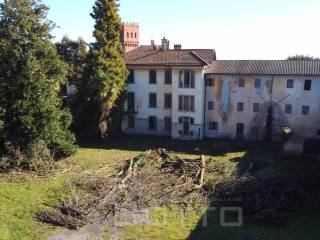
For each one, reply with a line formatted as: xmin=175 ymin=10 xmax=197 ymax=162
xmin=205 ymin=60 xmax=320 ymax=76
xmin=125 ymin=46 xmax=216 ymax=66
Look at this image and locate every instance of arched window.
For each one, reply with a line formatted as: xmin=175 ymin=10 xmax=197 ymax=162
xmin=131 ymin=32 xmax=133 ymax=38
xmin=135 ymin=32 xmax=137 ymax=38
xmin=127 ymin=32 xmax=129 ymax=38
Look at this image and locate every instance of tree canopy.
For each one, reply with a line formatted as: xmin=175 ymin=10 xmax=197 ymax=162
xmin=55 ymin=36 xmax=88 ymax=94
xmin=287 ymin=55 xmax=319 ymax=60
xmin=77 ymin=0 xmax=128 ymax=137
xmin=0 ymin=0 xmax=76 ymax=167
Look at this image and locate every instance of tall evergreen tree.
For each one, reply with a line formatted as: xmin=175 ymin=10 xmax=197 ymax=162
xmin=55 ymin=36 xmax=88 ymax=95
xmin=0 ymin=0 xmax=76 ymax=160
xmin=77 ymin=0 xmax=128 ymax=137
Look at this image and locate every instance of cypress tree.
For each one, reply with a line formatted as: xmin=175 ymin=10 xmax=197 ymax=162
xmin=78 ymin=0 xmax=127 ymax=137
xmin=0 ymin=0 xmax=76 ymax=162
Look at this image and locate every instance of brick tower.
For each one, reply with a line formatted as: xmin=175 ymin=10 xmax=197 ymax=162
xmin=121 ymin=22 xmax=139 ymax=52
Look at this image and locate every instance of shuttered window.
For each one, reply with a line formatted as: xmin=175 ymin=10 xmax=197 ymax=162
xmin=178 ymin=95 xmax=195 ymax=112
xmin=164 ymin=93 xmax=172 ymax=109
xmin=149 ymin=93 xmax=157 ymax=108
xmin=179 ymin=70 xmax=195 ymax=88
xmin=165 ymin=69 xmax=172 ymax=85
xmin=149 ymin=70 xmax=157 ymax=84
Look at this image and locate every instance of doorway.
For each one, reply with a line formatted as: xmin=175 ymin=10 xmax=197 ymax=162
xmin=236 ymin=123 xmax=244 ymax=140
xmin=183 ymin=119 xmax=190 ymax=136
xmin=179 ymin=117 xmax=194 ymax=136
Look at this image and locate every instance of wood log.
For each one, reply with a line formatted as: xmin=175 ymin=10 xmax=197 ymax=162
xmin=194 ymin=155 xmax=205 ymax=189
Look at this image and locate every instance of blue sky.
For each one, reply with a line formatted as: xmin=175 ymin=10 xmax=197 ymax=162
xmin=44 ymin=0 xmax=320 ymax=59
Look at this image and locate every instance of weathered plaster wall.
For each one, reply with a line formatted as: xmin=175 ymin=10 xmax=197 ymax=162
xmin=122 ymin=69 xmax=320 ymax=141
xmin=122 ymin=68 xmax=172 ymax=136
xmin=122 ymin=67 xmax=205 ymax=139
xmin=205 ymin=75 xmax=272 ymax=140
xmin=205 ymin=74 xmax=320 ymax=140
xmin=171 ymin=68 xmax=205 ymax=140
xmin=272 ymin=76 xmax=320 ymax=139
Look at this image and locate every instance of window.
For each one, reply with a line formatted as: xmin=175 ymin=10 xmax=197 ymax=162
xmin=165 ymin=69 xmax=172 ymax=85
xmin=209 ymin=121 xmax=218 ymax=130
xmin=285 ymin=104 xmax=292 ymax=114
xmin=127 ymin=32 xmax=129 ymax=38
xmin=302 ymin=105 xmax=310 ymax=115
xmin=254 ymin=79 xmax=261 ymax=88
xmin=239 ymin=78 xmax=245 ymax=87
xmin=237 ymin=102 xmax=244 ymax=112
xmin=164 ymin=93 xmax=172 ymax=109
xmin=149 ymin=93 xmax=157 ymax=108
xmin=179 ymin=117 xmax=194 ymax=125
xmin=178 ymin=95 xmax=195 ymax=112
xmin=179 ymin=70 xmax=195 ymax=88
xmin=206 ymin=78 xmax=215 ymax=86
xmin=135 ymin=32 xmax=137 ymax=38
xmin=287 ymin=79 xmax=294 ymax=88
xmin=127 ymin=92 xmax=135 ymax=112
xmin=128 ymin=69 xmax=135 ymax=84
xmin=131 ymin=32 xmax=133 ymax=38
xmin=304 ymin=80 xmax=312 ymax=91
xmin=128 ymin=115 xmax=135 ymax=128
xmin=149 ymin=70 xmax=157 ymax=84
xmin=208 ymin=101 xmax=214 ymax=110
xmin=253 ymin=103 xmax=260 ymax=113
xmin=164 ymin=117 xmax=172 ymax=132
xmin=149 ymin=116 xmax=157 ymax=130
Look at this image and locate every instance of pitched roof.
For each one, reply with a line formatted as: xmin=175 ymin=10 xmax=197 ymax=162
xmin=205 ymin=60 xmax=320 ymax=76
xmin=125 ymin=45 xmax=216 ymax=67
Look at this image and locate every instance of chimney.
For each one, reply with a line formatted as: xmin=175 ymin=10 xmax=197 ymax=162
xmin=161 ymin=37 xmax=170 ymax=50
xmin=174 ymin=44 xmax=182 ymax=50
xmin=151 ymin=40 xmax=157 ymax=50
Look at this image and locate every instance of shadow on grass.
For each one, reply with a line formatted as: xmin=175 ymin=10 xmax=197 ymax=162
xmin=77 ymin=134 xmax=278 ymax=157
xmin=187 ymin=149 xmax=320 ymax=240
xmin=76 ymin=135 xmax=320 ymax=239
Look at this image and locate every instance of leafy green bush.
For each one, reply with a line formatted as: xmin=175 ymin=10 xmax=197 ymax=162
xmin=0 ymin=0 xmax=77 ymax=169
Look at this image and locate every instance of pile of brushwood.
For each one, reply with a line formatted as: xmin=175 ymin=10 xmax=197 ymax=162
xmin=38 ymin=149 xmax=300 ymax=229
xmin=205 ymin=175 xmax=299 ymax=224
xmin=38 ymin=149 xmax=207 ymax=229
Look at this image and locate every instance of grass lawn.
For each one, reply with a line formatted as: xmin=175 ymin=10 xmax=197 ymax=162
xmin=0 ymin=135 xmax=319 ymax=240
xmin=0 ymin=146 xmax=140 ymax=240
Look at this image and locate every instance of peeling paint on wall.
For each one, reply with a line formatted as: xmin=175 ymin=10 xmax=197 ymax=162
xmin=215 ymin=76 xmax=233 ymax=123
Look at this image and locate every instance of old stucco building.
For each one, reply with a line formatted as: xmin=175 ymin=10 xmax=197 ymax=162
xmin=122 ymin=38 xmax=216 ymax=140
xmin=122 ymin=39 xmax=320 ymax=141
xmin=205 ymin=61 xmax=320 ymax=141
